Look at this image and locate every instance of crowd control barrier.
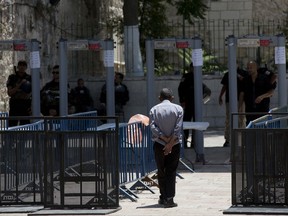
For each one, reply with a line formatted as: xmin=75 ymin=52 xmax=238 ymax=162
xmin=0 ymin=112 xmax=196 ymax=205
xmin=98 ymin=120 xmax=203 ymax=202
xmin=231 ymin=112 xmax=288 ymax=206
xmin=97 ymin=122 xmax=157 ymax=202
xmin=0 ymin=115 xmax=119 ymax=209
xmin=246 ymin=106 xmax=288 ymax=128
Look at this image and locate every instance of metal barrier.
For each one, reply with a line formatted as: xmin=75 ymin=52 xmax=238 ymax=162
xmin=79 ymin=120 xmax=199 ymax=202
xmin=0 ymin=116 xmax=119 ymax=209
xmin=61 ymin=110 xmax=98 ymax=130
xmin=246 ymin=114 xmax=272 ymax=128
xmin=269 ymin=105 xmax=288 ymax=113
xmin=44 ymin=124 xmax=119 ymax=209
xmin=97 ymin=121 xmax=157 ymax=202
xmin=231 ymin=128 xmax=288 ymax=206
xmin=0 ymin=120 xmax=45 ymax=205
xmin=265 ymin=116 xmax=288 ymax=128
xmin=1 ymin=112 xmax=188 ymax=204
xmin=246 ymin=106 xmax=288 ymax=128
xmin=246 ymin=113 xmax=288 ymax=129
xmin=0 ymin=127 xmax=43 ymax=205
xmin=100 ymin=121 xmax=198 ymax=202
xmin=232 ymin=112 xmax=288 ymax=206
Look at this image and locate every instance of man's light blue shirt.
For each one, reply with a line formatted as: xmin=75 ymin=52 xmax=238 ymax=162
xmin=149 ymin=100 xmax=183 ymax=146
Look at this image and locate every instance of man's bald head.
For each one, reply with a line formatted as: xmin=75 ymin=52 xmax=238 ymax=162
xmin=247 ymin=60 xmax=258 ymax=75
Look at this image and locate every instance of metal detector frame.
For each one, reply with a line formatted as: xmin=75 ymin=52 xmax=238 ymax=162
xmin=58 ymin=39 xmax=114 ymax=117
xmin=227 ymin=34 xmax=287 ymax=128
xmin=145 ymin=37 xmax=206 ymax=162
xmin=0 ymin=39 xmax=41 ymax=118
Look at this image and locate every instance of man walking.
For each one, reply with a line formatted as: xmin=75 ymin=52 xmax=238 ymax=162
xmin=239 ymin=60 xmax=275 ymax=125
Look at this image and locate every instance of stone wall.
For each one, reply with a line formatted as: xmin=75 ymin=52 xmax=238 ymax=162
xmin=206 ymin=0 xmax=288 ymax=21
xmin=207 ymin=0 xmax=253 ymax=20
xmin=253 ymin=0 xmax=288 ymax=21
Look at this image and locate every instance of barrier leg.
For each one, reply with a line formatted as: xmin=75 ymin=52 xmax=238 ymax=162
xmin=179 ymin=157 xmax=195 ymax=173
xmin=119 ymin=185 xmax=138 ymax=202
xmin=141 ymin=175 xmax=159 ymax=187
xmin=129 ymin=179 xmax=155 ymax=194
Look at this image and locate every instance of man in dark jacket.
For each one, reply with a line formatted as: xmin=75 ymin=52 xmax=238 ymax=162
xmin=71 ymin=78 xmax=94 ymax=113
xmin=178 ymin=63 xmax=211 ymax=148
xmin=40 ymin=65 xmax=72 ymax=116
xmin=100 ymin=72 xmax=129 ymax=116
xmin=6 ymin=60 xmax=32 ymax=126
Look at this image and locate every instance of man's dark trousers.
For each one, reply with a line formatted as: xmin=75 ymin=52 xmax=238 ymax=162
xmin=153 ymin=142 xmax=180 ymax=200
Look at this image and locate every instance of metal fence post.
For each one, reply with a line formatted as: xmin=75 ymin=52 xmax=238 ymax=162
xmin=59 ymin=38 xmax=68 ymax=116
xmin=192 ymin=36 xmax=205 ymax=162
xmin=276 ymin=34 xmax=287 ymax=107
xmin=145 ymin=39 xmax=155 ymax=115
xmin=227 ymin=35 xmax=238 ymax=129
xmin=30 ymin=39 xmax=41 ymax=118
xmin=103 ymin=39 xmax=115 ymax=119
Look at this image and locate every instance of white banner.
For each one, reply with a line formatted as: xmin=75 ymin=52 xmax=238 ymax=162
xmin=275 ymin=46 xmax=286 ymax=64
xmin=103 ymin=50 xmax=114 ymax=67
xmin=192 ymin=49 xmax=203 ymax=66
xmin=30 ymin=51 xmax=40 ymax=69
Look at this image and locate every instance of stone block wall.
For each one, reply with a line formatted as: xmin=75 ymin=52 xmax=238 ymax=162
xmin=253 ymin=0 xmax=288 ymax=21
xmin=207 ymin=0 xmax=253 ymax=20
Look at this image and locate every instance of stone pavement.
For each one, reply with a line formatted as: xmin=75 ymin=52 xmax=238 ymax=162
xmin=109 ymin=128 xmax=233 ymax=216
xmin=2 ymin=129 xmax=284 ymax=216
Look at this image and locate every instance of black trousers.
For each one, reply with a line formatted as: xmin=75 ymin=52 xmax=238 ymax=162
xmin=183 ymin=105 xmax=195 ymax=147
xmin=153 ymin=142 xmax=180 ymax=200
xmin=9 ymin=99 xmax=31 ymax=127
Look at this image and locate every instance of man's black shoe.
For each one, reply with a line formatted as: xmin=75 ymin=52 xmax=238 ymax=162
xmin=158 ymin=198 xmax=167 ymax=205
xmin=164 ymin=198 xmax=177 ymax=208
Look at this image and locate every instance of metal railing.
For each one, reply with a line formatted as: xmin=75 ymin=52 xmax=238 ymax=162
xmin=96 ymin=121 xmax=157 ymax=202
xmin=246 ymin=106 xmax=288 ymax=128
xmin=0 ymin=114 xmax=158 ymax=205
xmin=231 ymin=112 xmax=288 ymax=206
xmin=0 ymin=112 xmax=193 ymax=205
xmin=0 ymin=115 xmax=119 ymax=209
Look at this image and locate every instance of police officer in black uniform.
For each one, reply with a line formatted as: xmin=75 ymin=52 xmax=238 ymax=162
xmin=178 ymin=63 xmax=196 ymax=148
xmin=6 ymin=60 xmax=32 ymax=126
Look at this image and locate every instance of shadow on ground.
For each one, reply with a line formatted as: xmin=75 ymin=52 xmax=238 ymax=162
xmin=179 ymin=146 xmax=231 ymax=173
